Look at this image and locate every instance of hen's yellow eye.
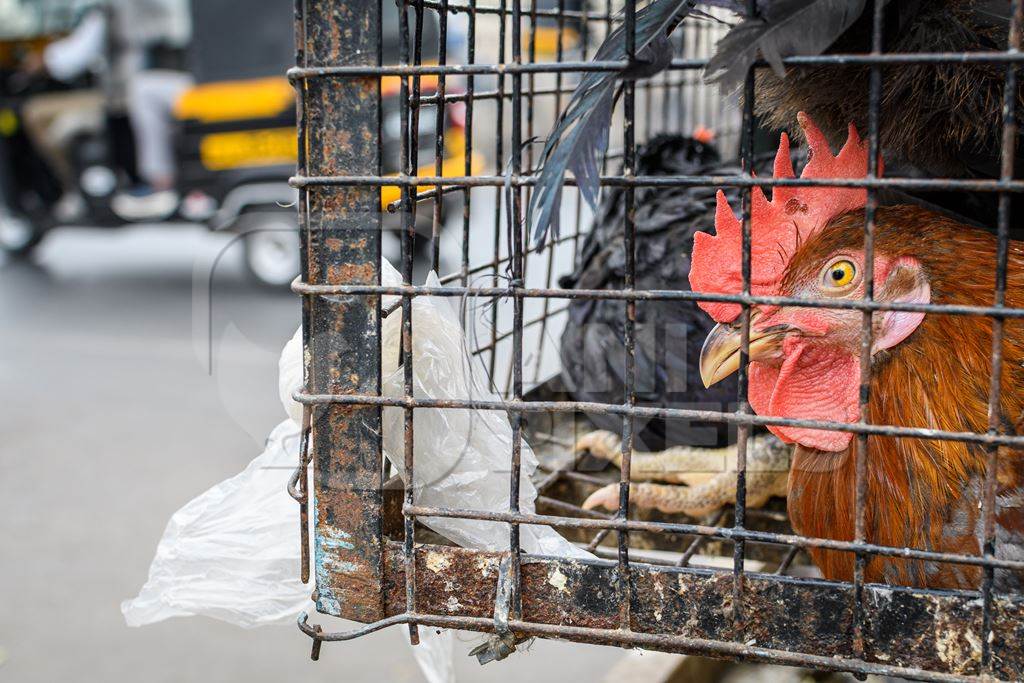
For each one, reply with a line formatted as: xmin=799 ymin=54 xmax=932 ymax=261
xmin=824 ymin=260 xmax=856 ymax=288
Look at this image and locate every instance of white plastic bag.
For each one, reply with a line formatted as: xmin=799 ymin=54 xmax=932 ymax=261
xmin=279 ymin=259 xmax=588 ymax=557
xmin=123 ymin=257 xmax=589 ymax=678
xmin=379 ymin=266 xmax=586 ymax=557
xmin=121 ymin=419 xmax=311 ymax=627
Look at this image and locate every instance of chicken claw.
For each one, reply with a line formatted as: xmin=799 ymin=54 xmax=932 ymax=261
xmin=576 ymin=431 xmax=790 ymax=517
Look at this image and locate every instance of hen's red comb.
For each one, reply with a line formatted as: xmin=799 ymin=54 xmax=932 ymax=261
xmin=689 ymin=112 xmax=877 ymax=322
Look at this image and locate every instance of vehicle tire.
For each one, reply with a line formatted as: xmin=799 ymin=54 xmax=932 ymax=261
xmin=0 ymin=211 xmax=45 ymax=257
xmin=241 ymin=214 xmax=301 ymax=288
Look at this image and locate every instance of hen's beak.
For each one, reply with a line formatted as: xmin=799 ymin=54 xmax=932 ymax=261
xmin=699 ymin=316 xmax=793 ymax=388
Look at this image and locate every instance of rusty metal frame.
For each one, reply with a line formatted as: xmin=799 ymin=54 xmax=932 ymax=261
xmin=289 ymin=0 xmax=1024 ymax=679
xmin=297 ymin=0 xmax=387 ymax=623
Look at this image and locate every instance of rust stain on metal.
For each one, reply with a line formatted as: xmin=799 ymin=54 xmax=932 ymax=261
xmin=426 ymin=550 xmax=452 ymax=574
xmin=373 ymin=542 xmax=1024 ymax=677
xmin=990 ymin=598 xmax=1024 ymax=678
xmin=327 ymin=263 xmax=377 ymax=285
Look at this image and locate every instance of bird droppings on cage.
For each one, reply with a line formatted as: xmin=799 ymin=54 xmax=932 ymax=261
xmin=291 ymin=0 xmax=1024 ymax=678
xmin=294 ymin=540 xmax=1024 ymax=674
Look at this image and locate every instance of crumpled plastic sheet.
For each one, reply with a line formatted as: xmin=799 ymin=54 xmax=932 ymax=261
xmin=123 ymin=258 xmax=591 ymax=681
xmin=122 ymin=419 xmax=312 ymax=628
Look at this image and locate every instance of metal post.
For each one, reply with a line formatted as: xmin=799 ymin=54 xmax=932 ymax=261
xmin=302 ymin=0 xmax=385 ymax=623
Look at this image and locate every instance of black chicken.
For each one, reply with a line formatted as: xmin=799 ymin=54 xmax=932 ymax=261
xmin=560 ymin=134 xmax=769 ymax=452
xmin=560 ymin=134 xmax=793 ymax=516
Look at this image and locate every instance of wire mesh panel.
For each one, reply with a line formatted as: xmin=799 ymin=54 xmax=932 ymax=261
xmin=290 ymin=0 xmax=1024 ymax=678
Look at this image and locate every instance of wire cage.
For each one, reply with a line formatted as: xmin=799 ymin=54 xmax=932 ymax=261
xmin=288 ymin=0 xmax=1024 ymax=679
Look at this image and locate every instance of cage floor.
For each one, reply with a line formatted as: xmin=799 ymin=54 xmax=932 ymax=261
xmin=523 ymin=377 xmax=815 ymax=576
xmin=381 ymin=375 xmax=816 ymax=578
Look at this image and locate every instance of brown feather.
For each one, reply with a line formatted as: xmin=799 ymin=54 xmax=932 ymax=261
xmin=783 ymin=207 xmax=1024 ymax=589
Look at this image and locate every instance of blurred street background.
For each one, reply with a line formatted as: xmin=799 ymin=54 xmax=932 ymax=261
xmin=0 ymin=224 xmax=628 ymax=682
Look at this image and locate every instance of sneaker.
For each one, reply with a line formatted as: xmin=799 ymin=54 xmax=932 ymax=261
xmin=111 ymin=185 xmax=179 ymax=221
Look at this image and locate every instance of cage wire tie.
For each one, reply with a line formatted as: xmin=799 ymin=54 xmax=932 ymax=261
xmin=469 ymin=555 xmax=523 ymax=663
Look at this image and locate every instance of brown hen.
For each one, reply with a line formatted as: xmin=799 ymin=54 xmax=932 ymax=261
xmin=691 ymin=114 xmax=1024 ymax=590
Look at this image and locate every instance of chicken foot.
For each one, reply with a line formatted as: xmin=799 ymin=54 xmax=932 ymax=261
xmin=575 ymin=430 xmax=790 ymax=517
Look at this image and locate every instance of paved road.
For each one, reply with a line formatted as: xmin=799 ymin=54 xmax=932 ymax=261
xmin=0 ymin=223 xmax=621 ymax=682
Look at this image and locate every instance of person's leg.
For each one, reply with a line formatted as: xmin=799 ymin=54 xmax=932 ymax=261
xmin=48 ymin=91 xmax=105 ymax=148
xmin=21 ymin=90 xmax=105 ymax=220
xmin=112 ymin=70 xmax=193 ymax=220
xmin=21 ymin=92 xmax=96 ymax=188
xmin=128 ymin=70 xmax=193 ymax=189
